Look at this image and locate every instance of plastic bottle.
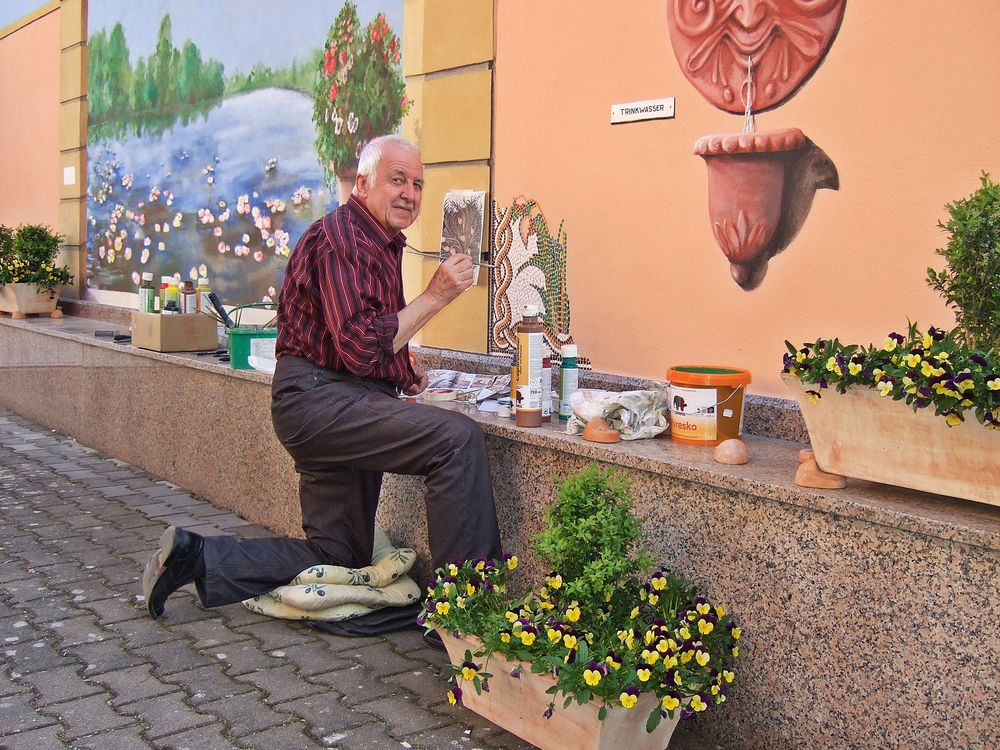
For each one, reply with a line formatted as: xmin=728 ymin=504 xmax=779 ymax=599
xmin=179 ymin=280 xmax=196 ymax=314
xmin=196 ymin=277 xmax=211 ymax=314
xmin=165 ymin=278 xmax=180 ymax=311
xmin=515 ymin=305 xmax=544 ymax=427
xmin=541 ymin=356 xmax=552 ymax=422
xmin=559 ymin=344 xmax=579 ymax=420
xmin=157 ymin=275 xmax=171 ymax=312
xmin=139 ymin=272 xmax=156 ymax=313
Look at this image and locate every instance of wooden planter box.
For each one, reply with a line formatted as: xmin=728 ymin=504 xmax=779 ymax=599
xmin=437 ymin=629 xmax=680 ymax=750
xmin=782 ymin=374 xmax=1000 ymax=507
xmin=0 ymin=283 xmax=60 ymax=317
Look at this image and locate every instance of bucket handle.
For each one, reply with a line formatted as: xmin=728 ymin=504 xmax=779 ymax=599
xmin=228 ymin=301 xmax=277 ymax=328
xmin=666 ymin=382 xmax=745 ymax=412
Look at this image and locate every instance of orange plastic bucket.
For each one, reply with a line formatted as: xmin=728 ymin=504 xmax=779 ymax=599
xmin=667 ymin=366 xmax=752 ymax=447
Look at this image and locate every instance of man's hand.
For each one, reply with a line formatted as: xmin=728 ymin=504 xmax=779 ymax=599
xmin=403 ymin=365 xmax=429 ymax=396
xmin=426 ymin=252 xmax=474 ymax=305
xmin=392 ymin=252 xmax=475 ymax=353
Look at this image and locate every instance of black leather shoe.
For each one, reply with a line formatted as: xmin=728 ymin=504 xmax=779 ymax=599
xmin=142 ymin=526 xmax=204 ymax=619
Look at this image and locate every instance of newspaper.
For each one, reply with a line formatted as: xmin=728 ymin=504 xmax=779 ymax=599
xmin=422 ymin=369 xmax=511 ymax=402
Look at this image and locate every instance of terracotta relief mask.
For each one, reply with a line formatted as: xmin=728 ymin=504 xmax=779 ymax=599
xmin=667 ymin=0 xmax=846 ymax=113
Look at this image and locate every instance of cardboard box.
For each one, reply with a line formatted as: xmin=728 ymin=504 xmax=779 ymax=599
xmin=131 ymin=311 xmax=218 ymax=352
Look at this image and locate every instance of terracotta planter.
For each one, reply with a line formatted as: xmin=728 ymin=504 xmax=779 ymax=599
xmin=336 ymin=167 xmax=358 ymax=206
xmin=782 ymin=374 xmax=1000 ymax=507
xmin=437 ymin=629 xmax=681 ymax=750
xmin=0 ymin=283 xmax=62 ymax=319
xmin=694 ymin=128 xmax=806 ymax=287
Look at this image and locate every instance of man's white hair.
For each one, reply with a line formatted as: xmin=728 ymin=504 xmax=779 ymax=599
xmin=353 ymin=135 xmax=421 ymax=195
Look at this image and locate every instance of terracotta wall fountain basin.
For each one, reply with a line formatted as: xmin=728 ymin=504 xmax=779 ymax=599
xmin=693 ymin=127 xmax=806 ymax=288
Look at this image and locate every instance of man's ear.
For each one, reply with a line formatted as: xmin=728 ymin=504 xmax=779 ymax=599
xmin=354 ymin=172 xmax=369 ymax=199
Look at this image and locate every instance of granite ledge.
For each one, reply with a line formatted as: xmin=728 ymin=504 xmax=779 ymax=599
xmin=5 ymin=313 xmax=999 ymax=553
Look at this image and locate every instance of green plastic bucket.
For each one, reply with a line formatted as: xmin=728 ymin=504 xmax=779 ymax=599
xmin=226 ymin=326 xmax=277 ymax=370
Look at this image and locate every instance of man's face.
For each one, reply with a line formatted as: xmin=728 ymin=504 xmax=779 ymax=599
xmin=356 ymin=143 xmax=424 ymax=234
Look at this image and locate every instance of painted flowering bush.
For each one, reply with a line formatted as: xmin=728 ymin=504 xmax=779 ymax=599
xmin=312 ymin=2 xmax=410 ymax=185
xmin=0 ymin=224 xmax=73 ymax=293
xmin=782 ymin=322 xmax=1000 ymax=430
xmin=421 ymin=466 xmax=741 ymax=733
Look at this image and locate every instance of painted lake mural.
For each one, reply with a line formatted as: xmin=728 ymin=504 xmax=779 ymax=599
xmin=86 ymin=0 xmax=406 ymax=307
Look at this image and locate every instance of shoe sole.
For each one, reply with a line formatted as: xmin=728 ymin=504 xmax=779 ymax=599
xmin=141 ymin=526 xmax=178 ymax=619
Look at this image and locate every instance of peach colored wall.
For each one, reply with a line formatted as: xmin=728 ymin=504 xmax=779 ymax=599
xmin=493 ymin=1 xmax=1000 ymax=397
xmin=0 ymin=8 xmax=60 ymax=228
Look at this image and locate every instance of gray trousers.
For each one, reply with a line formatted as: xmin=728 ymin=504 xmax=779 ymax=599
xmin=197 ymin=355 xmax=502 ymax=607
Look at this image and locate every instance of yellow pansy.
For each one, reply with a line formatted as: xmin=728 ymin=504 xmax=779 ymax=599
xmin=678 ymin=627 xmax=691 ymax=640
xmin=447 ymin=564 xmax=459 ymax=576
xmin=696 ymin=602 xmax=711 ymax=615
xmin=648 ymin=594 xmax=659 ymax=606
xmin=731 ymin=627 xmax=742 ymax=640
xmin=505 ymin=611 xmax=518 ymax=623
xmin=506 ymin=555 xmax=519 ymax=570
xmin=584 ymin=668 xmax=602 ymax=686
xmin=630 ymin=606 xmax=640 ymax=619
xmin=619 ymin=691 xmax=638 ymax=709
xmin=696 ymin=650 xmax=710 ymax=666
xmin=691 ymin=695 xmax=708 ymax=712
xmin=636 ymin=668 xmax=652 ymax=682
xmin=563 ymin=634 xmax=578 ymax=650
xmin=848 ymin=362 xmax=862 ymax=376
xmin=946 ymin=413 xmax=962 ymax=427
xmin=447 ymin=689 xmax=459 ymax=705
xmin=566 ymin=603 xmax=581 ymax=622
xmin=661 ymin=695 xmax=680 ymax=712
xmin=547 ymin=628 xmax=563 ymax=643
xmin=698 ymin=619 xmax=714 ymax=635
xmin=519 ymin=630 xmax=536 ymax=646
xmin=641 ymin=649 xmax=660 ymax=665
xmin=722 ymin=670 xmax=735 ymax=683
xmin=905 ymin=353 xmax=922 ymax=368
xmin=466 ymin=583 xmax=476 ymax=596
xmin=461 ymin=665 xmax=478 ymax=681
xmin=500 ymin=632 xmax=510 ymax=643
xmin=715 ymin=604 xmax=727 ymax=617
xmin=435 ymin=601 xmax=450 ymax=616
xmin=651 ymin=576 xmax=667 ymax=591
xmin=546 ymin=574 xmax=563 ymax=589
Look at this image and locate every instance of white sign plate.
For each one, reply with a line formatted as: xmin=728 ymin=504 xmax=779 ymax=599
xmin=610 ymin=97 xmax=675 ymax=124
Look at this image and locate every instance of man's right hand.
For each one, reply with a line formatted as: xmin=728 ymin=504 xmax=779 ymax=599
xmin=426 ymin=252 xmax=474 ymax=305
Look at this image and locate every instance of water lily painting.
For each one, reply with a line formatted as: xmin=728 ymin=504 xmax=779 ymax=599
xmin=86 ymin=0 xmax=405 ymax=308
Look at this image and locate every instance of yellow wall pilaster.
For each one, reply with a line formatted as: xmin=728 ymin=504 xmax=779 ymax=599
xmin=58 ymin=0 xmax=87 ymax=299
xmin=402 ymin=0 xmax=494 ymax=352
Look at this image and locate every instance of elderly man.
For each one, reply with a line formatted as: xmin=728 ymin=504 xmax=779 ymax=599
xmin=142 ymin=135 xmax=502 ymax=623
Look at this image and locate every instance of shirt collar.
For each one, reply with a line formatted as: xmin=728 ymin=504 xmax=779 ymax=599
xmin=347 ymin=195 xmax=406 ymax=252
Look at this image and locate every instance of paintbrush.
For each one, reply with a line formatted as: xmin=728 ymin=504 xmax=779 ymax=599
xmin=405 ymin=243 xmax=496 ymax=268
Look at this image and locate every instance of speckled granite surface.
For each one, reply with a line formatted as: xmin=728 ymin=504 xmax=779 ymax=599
xmin=3 ymin=313 xmax=999 ymax=749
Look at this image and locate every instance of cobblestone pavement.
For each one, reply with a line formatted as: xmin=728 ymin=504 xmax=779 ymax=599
xmin=0 ymin=408 xmax=715 ymax=750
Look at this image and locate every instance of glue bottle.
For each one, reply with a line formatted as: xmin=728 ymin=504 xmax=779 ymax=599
xmin=515 ymin=305 xmax=544 ymax=427
xmin=196 ymin=277 xmax=211 ymax=314
xmin=558 ymin=344 xmax=579 ymax=420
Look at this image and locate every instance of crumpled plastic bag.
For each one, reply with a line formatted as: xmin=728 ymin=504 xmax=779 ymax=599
xmin=566 ymin=383 xmax=670 ymax=440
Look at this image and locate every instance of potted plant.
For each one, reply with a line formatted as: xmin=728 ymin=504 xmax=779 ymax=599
xmin=421 ymin=465 xmax=741 ymax=750
xmin=312 ymin=2 xmax=411 ymax=205
xmin=781 ymin=174 xmax=1000 ymax=506
xmin=0 ymin=223 xmax=72 ymax=319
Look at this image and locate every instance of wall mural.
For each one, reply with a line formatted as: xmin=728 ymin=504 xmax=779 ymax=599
xmin=666 ymin=0 xmax=845 ymax=289
xmin=86 ymin=0 xmax=406 ymax=307
xmin=488 ymin=197 xmax=586 ymax=366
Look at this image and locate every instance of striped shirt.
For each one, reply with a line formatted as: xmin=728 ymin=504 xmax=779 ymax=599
xmin=275 ymin=196 xmax=416 ymax=391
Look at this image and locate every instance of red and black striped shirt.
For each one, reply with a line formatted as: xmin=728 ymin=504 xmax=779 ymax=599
xmin=276 ymin=196 xmax=417 ymax=391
